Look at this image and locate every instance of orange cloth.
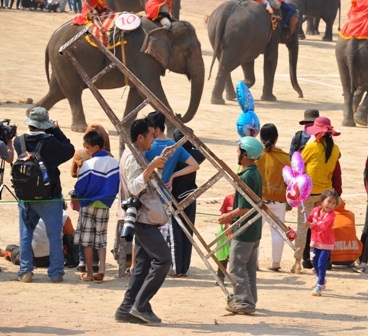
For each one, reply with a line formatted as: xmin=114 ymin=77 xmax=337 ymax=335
xmin=339 ymin=0 xmax=368 ymax=39
xmin=145 ymin=0 xmax=172 ymax=20
xmin=73 ymin=0 xmax=108 ymax=25
xmin=330 ymin=201 xmax=363 ymax=263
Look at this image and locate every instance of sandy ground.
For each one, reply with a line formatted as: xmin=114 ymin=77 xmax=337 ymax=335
xmin=0 ymin=1 xmax=367 ymax=335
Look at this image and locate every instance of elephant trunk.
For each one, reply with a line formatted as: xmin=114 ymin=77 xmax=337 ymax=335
xmin=179 ymin=50 xmax=205 ymax=123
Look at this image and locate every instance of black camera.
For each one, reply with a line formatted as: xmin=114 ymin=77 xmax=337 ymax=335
xmin=0 ymin=119 xmax=17 ymax=142
xmin=121 ymin=197 xmax=142 ymax=242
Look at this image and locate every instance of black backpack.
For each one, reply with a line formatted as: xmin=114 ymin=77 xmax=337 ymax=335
xmin=11 ymin=135 xmax=52 ymax=201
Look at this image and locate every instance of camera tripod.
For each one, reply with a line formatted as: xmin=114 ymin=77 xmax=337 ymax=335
xmin=0 ymin=159 xmax=17 ymax=200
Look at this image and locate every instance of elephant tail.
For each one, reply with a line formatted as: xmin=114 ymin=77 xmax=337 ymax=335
xmin=208 ymin=2 xmax=239 ymax=80
xmin=346 ymin=38 xmax=358 ymax=93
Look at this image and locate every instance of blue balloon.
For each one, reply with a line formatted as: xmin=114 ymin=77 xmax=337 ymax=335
xmin=236 ymin=81 xmax=255 ymax=112
xmin=236 ymin=111 xmax=260 ymax=137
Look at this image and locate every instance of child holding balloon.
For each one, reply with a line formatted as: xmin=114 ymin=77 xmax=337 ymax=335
xmin=303 ymin=190 xmax=339 ymax=296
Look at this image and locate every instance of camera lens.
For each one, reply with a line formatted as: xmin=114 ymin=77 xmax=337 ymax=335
xmin=121 ymin=207 xmax=137 ymax=241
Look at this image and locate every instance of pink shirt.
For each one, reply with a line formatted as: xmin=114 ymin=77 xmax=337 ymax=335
xmin=307 ymin=206 xmax=335 ymax=250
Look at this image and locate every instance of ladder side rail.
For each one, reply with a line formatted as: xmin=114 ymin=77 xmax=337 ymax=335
xmin=205 ymin=213 xmax=263 ymax=259
xmin=218 ymin=165 xmax=297 ymax=250
xmin=119 ymin=98 xmax=152 ymax=127
xmin=58 ymin=25 xmax=90 ymax=55
xmin=173 ymin=215 xmax=233 ymax=293
xmin=90 ymin=63 xmax=117 ymax=85
xmin=62 ymin=49 xmax=123 ymax=131
xmin=207 ymin=208 xmax=257 ymax=249
xmin=176 ymin=171 xmax=223 ymax=212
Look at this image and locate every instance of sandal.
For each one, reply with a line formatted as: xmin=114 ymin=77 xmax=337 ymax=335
xmin=79 ymin=273 xmax=93 ymax=282
xmin=93 ymin=273 xmax=104 ymax=284
xmin=267 ymin=266 xmax=281 ymax=272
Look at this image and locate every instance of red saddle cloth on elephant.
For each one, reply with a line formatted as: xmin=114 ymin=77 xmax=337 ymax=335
xmin=83 ymin=12 xmax=122 ymax=49
xmin=339 ymin=0 xmax=368 ymax=39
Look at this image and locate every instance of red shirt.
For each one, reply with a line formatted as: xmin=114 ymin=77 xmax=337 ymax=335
xmin=307 ymin=206 xmax=335 ymax=251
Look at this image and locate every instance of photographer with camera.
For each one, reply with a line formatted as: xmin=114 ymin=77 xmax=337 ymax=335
xmin=13 ymin=107 xmax=75 ymax=283
xmin=0 ymin=119 xmax=16 ymax=164
xmin=115 ymin=118 xmax=171 ymax=324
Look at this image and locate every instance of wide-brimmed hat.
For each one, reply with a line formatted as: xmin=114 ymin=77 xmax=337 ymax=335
xmin=24 ymin=107 xmax=54 ymax=129
xmin=306 ymin=117 xmax=341 ymax=136
xmin=299 ymin=109 xmax=320 ymax=125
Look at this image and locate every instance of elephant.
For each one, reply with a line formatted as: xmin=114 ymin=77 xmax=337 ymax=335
xmin=33 ymin=18 xmax=204 ymax=133
xmin=105 ymin=0 xmax=181 ymax=20
xmin=286 ymin=0 xmax=340 ymax=41
xmin=207 ymin=0 xmax=303 ymax=104
xmin=335 ymin=37 xmax=368 ymax=127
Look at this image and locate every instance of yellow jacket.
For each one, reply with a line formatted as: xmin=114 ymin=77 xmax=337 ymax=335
xmin=256 ymin=147 xmax=290 ymax=202
xmin=302 ymin=140 xmax=340 ymax=195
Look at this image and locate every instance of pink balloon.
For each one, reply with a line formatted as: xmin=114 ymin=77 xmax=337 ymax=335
xmin=291 ymin=151 xmax=305 ymax=176
xmin=286 ymin=174 xmax=313 ymax=208
xmin=282 ymin=165 xmax=295 ymax=185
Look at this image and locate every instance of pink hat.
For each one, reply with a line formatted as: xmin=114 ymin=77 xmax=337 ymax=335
xmin=306 ymin=117 xmax=341 ymax=137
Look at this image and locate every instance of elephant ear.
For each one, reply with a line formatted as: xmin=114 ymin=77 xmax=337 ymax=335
xmin=141 ymin=27 xmax=171 ymax=69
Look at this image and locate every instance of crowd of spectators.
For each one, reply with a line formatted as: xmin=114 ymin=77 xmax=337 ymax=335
xmin=0 ymin=0 xmax=82 ymax=13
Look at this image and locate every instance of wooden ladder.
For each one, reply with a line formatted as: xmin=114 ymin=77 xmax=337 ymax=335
xmin=59 ymin=27 xmax=297 ymax=296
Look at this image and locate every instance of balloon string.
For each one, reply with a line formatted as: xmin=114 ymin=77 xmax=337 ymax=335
xmin=301 ymin=202 xmax=307 ymax=221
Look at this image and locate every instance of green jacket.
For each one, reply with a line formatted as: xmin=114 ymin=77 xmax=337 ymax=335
xmin=232 ymin=164 xmax=263 ymax=242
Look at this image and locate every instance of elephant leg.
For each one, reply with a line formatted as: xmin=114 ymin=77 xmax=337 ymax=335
xmin=240 ymin=61 xmax=256 ymax=89
xmin=342 ymin=91 xmax=356 ymax=127
xmin=322 ymin=19 xmax=333 ymax=41
xmin=298 ymin=23 xmax=306 ymax=40
xmin=211 ymin=66 xmax=230 ymax=105
xmin=123 ymin=86 xmax=145 ymax=131
xmin=354 ymin=92 xmax=368 ymax=126
xmin=68 ymin=96 xmax=88 ymax=133
xmin=353 ymin=86 xmax=366 ymax=113
xmin=262 ymin=44 xmax=277 ymax=101
xmin=305 ymin=17 xmax=315 ymax=35
xmin=225 ymin=75 xmax=236 ymax=101
xmin=314 ymin=18 xmax=320 ymax=35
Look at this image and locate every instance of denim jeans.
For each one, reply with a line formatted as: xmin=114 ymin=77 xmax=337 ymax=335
xmin=18 ymin=200 xmax=65 ymax=279
xmin=313 ymin=248 xmax=331 ymax=286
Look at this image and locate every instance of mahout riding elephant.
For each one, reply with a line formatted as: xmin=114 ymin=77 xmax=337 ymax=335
xmin=335 ymin=37 xmax=368 ymax=127
xmin=286 ymin=0 xmax=340 ymax=41
xmin=207 ymin=0 xmax=303 ymax=104
xmin=105 ymin=0 xmax=181 ymax=19
xmin=33 ymin=18 xmax=204 ymax=133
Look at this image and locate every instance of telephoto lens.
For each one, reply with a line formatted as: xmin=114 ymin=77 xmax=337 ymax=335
xmin=121 ymin=207 xmax=137 ymax=242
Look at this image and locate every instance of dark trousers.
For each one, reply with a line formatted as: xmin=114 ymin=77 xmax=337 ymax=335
xmin=116 ymin=222 xmax=171 ymax=315
xmin=171 ymin=201 xmax=196 ymax=275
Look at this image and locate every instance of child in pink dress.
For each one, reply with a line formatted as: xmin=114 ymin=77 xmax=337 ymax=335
xmin=304 ymin=190 xmax=339 ymax=296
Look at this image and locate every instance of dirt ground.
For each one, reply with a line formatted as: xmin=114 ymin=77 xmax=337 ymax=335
xmin=0 ymin=1 xmax=367 ymax=335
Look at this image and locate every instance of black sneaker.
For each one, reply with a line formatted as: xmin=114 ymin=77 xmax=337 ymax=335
xmin=115 ymin=313 xmax=147 ymax=324
xmin=302 ymin=259 xmax=313 ymax=269
xmin=76 ymin=265 xmax=86 ymax=272
xmin=129 ymin=306 xmax=162 ymax=324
